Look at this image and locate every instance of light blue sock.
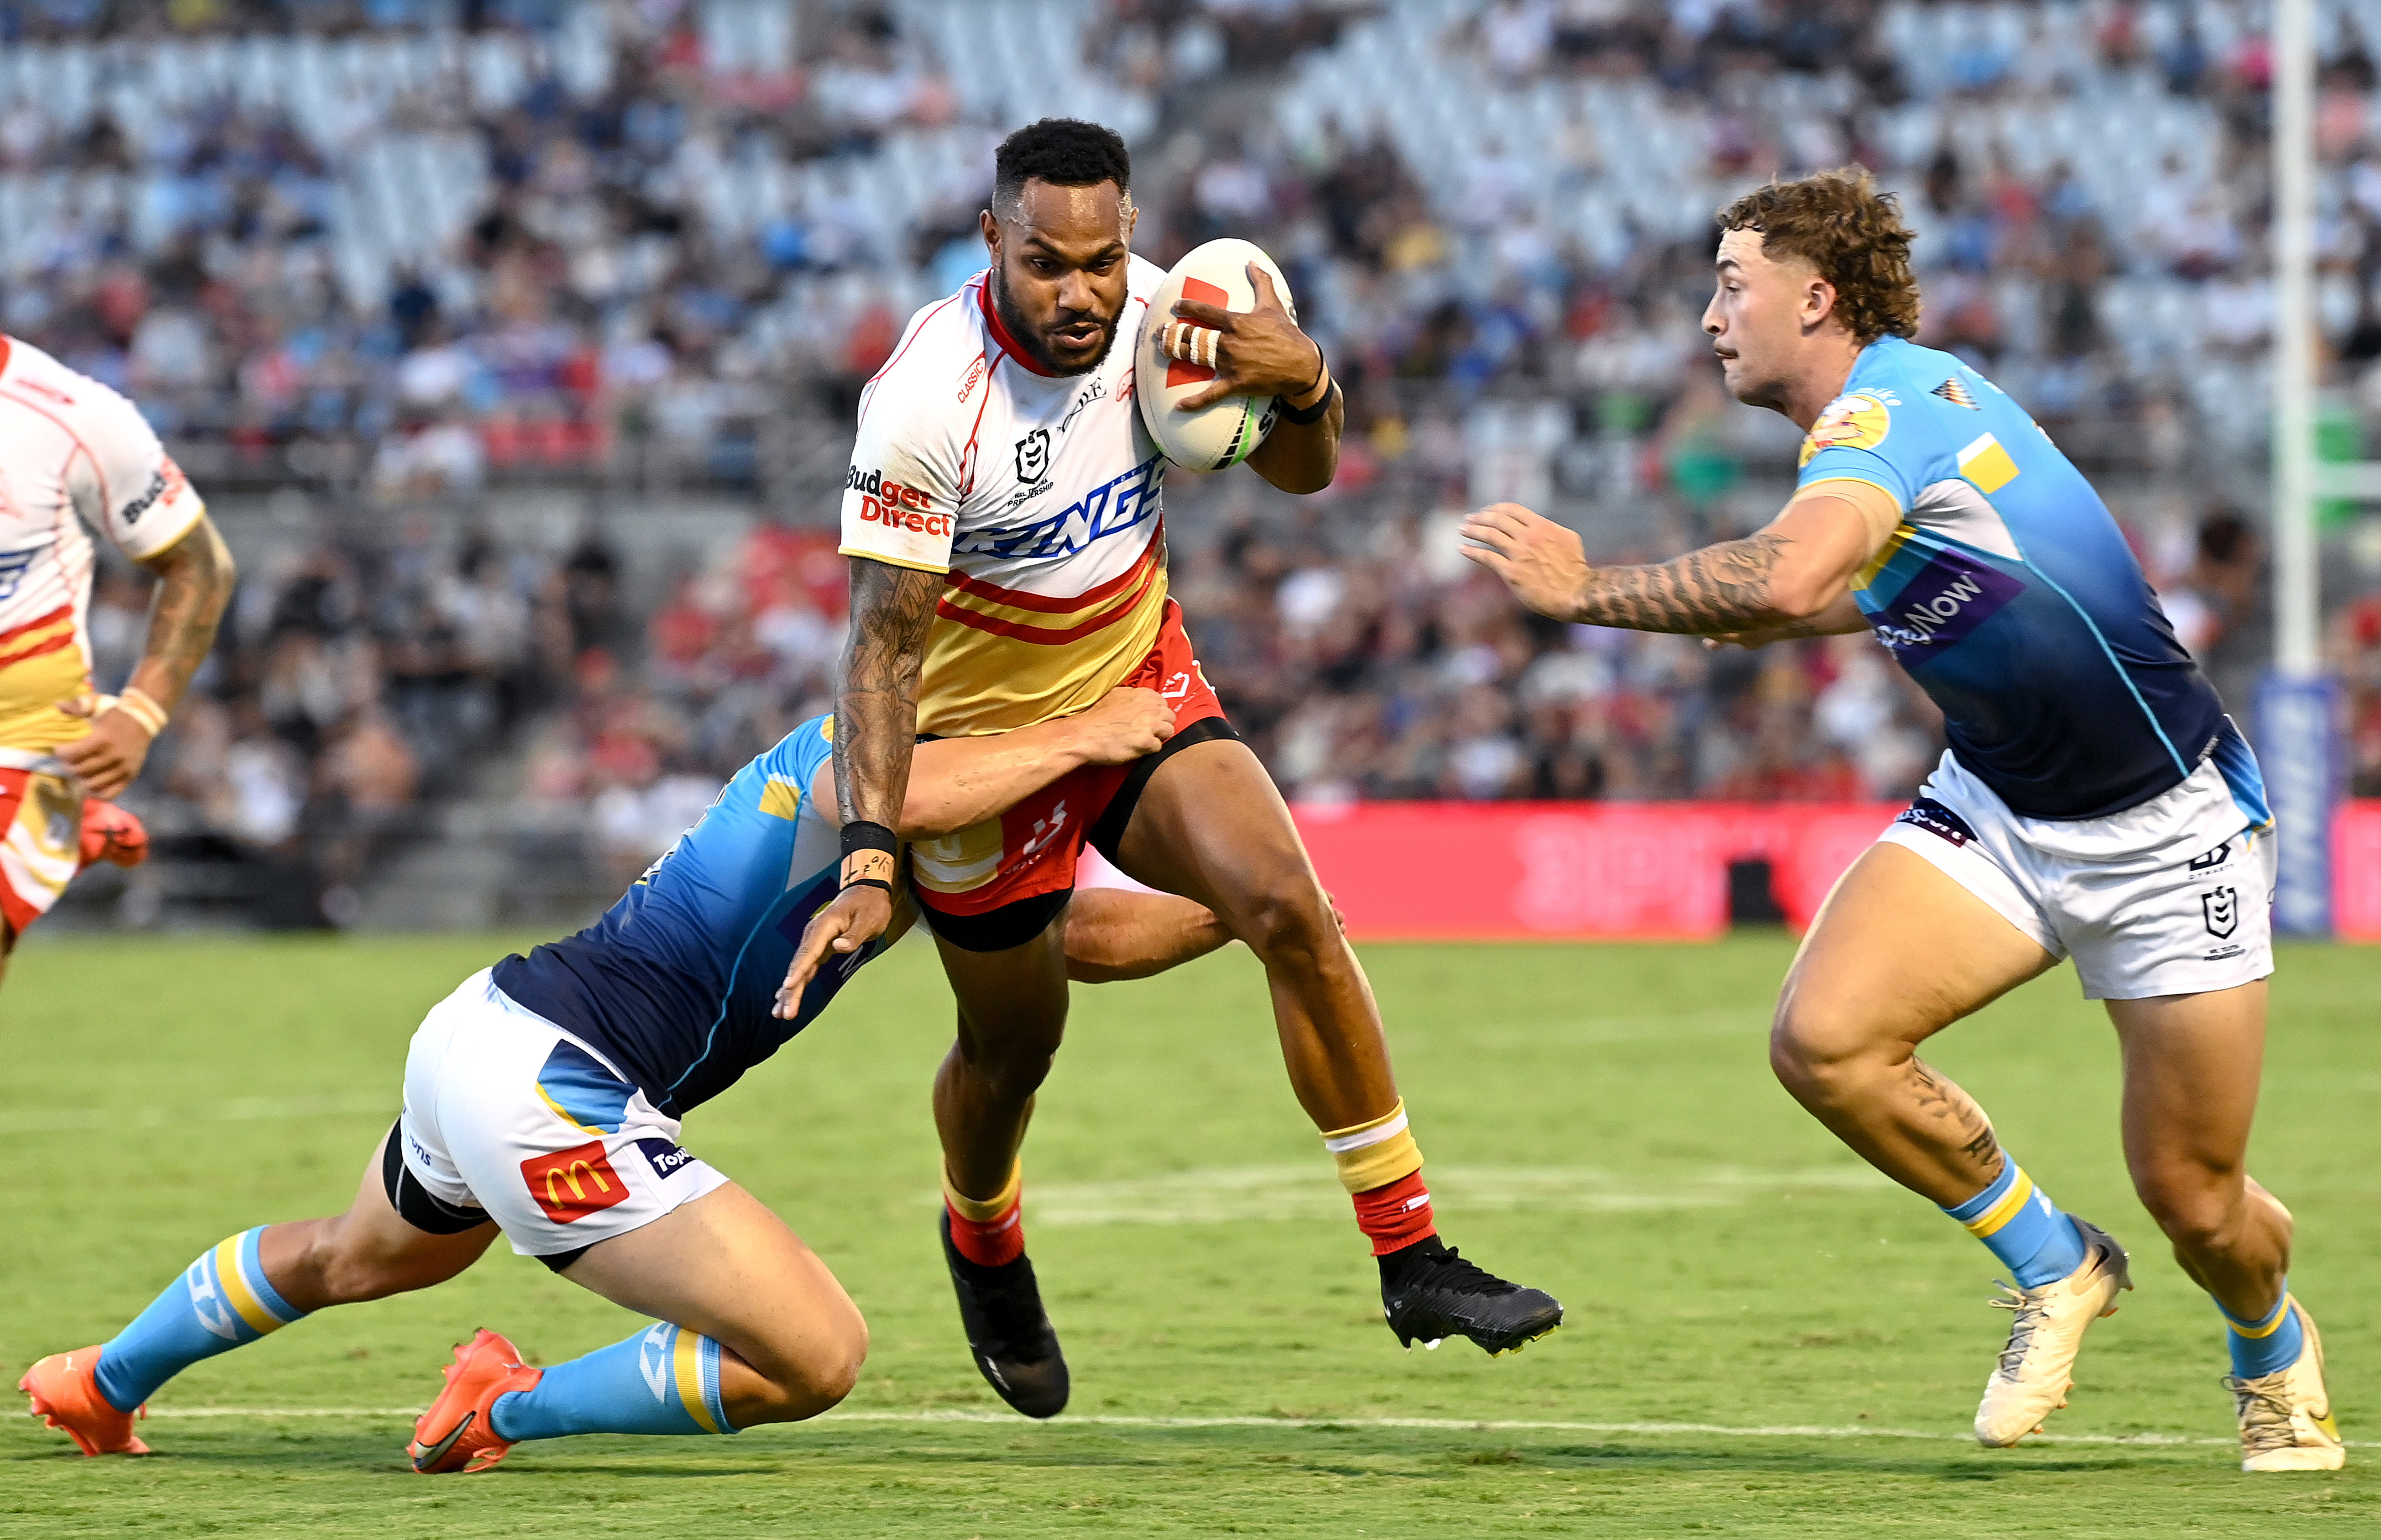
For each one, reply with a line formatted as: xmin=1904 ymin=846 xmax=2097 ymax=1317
xmin=93 ymin=1227 xmax=307 ymax=1411
xmin=491 ymin=1322 xmax=736 ymax=1441
xmin=1941 ymin=1161 xmax=2086 ymax=1290
xmin=2220 ymin=1288 xmax=2305 ymax=1380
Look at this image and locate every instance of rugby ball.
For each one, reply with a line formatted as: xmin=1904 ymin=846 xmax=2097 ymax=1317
xmin=1135 ymin=238 xmax=1294 ymax=471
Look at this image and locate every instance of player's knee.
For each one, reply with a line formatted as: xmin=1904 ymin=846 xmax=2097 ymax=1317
xmin=1768 ymin=1001 xmax=1885 ymax=1106
xmin=2133 ymin=1169 xmax=2242 ymax=1256
xmin=303 ymin=1217 xmax=458 ymax=1305
xmin=1227 ymin=875 xmax=1338 ymax=971
xmin=742 ymin=1313 xmax=869 ymax=1424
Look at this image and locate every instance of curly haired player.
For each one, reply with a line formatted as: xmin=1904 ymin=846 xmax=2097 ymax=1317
xmin=1460 ymin=167 xmax=2339 ymax=1472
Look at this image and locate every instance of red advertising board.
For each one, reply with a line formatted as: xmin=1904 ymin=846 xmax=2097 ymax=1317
xmin=1289 ymin=802 xmax=1901 ymax=939
xmin=1289 ymin=800 xmax=2381 ymax=942
xmin=2336 ymin=802 xmax=2381 ymax=940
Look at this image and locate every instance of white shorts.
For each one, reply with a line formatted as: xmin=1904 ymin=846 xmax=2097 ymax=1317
xmin=397 ymin=969 xmax=729 ymax=1260
xmin=1876 ymin=751 xmax=2275 ymax=1001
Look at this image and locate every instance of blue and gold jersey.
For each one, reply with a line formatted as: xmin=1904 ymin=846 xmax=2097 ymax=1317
xmin=491 ymin=716 xmax=881 ymax=1117
xmin=1798 ymin=335 xmax=2265 ymax=823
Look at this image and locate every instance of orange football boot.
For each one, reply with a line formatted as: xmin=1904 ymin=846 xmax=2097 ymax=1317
xmin=408 ymin=1328 xmax=541 ymax=1474
xmin=20 ymin=1345 xmax=150 ymax=1456
xmin=78 ymin=800 xmax=148 ymax=870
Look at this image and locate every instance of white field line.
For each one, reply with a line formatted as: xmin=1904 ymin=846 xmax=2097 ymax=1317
xmin=130 ymin=1405 xmax=2378 ymax=1450
xmin=0 ymin=1094 xmax=390 ymax=1138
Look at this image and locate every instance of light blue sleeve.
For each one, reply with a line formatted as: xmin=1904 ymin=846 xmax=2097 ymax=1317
xmin=1795 ymin=390 xmax=1926 ymax=512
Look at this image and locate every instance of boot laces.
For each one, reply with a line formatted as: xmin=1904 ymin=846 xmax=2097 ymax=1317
xmin=1987 ymin=1282 xmax=2051 ymax=1382
xmin=2223 ymin=1373 xmax=2304 ymax=1454
xmin=1407 ymin=1246 xmax=1517 ymax=1300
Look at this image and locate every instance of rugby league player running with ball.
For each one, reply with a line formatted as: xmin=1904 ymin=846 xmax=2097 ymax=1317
xmin=1461 ymin=169 xmax=2340 ymax=1471
xmin=789 ymin=119 xmax=1560 ymax=1418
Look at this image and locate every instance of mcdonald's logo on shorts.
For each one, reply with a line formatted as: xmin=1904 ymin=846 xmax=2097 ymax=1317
xmin=520 ymin=1138 xmax=631 ymax=1224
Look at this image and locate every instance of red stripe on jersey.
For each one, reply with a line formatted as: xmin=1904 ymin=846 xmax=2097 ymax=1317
xmin=0 ymin=604 xmax=71 ymax=647
xmin=943 ymin=531 xmax=1159 ymax=614
xmin=0 ymin=627 xmax=76 ymax=671
xmin=935 ymin=556 xmax=1159 ymax=645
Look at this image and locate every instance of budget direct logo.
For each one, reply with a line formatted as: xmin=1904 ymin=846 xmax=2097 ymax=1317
xmin=521 ymin=1138 xmax=631 ymax=1224
xmin=846 ymin=465 xmax=953 ymax=537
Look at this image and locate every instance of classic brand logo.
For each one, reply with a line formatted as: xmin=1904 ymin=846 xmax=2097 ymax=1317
xmin=2188 ymin=841 xmax=2230 ymax=872
xmin=521 ymin=1138 xmax=631 ymax=1224
xmin=1015 ymin=427 xmax=1051 ymax=482
xmin=2202 ymin=886 xmax=2240 ymax=939
xmin=957 ymin=355 xmax=987 ymax=403
xmin=1866 ymin=548 xmax=2024 ymax=661
xmin=638 ymin=1322 xmax=673 ymax=1400
xmin=846 ymin=465 xmax=953 ymax=537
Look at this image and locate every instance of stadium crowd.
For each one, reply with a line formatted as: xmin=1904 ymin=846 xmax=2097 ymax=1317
xmin=11 ymin=0 xmax=2381 ymax=903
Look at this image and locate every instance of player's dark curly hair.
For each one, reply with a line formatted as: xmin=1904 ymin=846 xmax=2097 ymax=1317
xmin=1717 ymin=168 xmax=1921 ymax=345
xmin=993 ymin=119 xmax=1132 ymax=218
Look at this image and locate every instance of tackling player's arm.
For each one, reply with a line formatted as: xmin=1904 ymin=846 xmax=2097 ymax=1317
xmin=857 ymin=686 xmax=1176 ymax=839
xmin=1167 ymin=263 xmax=1341 ymax=494
xmin=777 ymin=686 xmax=1181 ymax=1013
xmin=1457 ymin=479 xmax=1898 ymax=639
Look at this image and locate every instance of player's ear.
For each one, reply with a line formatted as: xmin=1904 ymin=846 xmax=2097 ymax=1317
xmin=1802 ymin=274 xmax=1840 ymax=334
xmin=1123 ymin=198 xmax=1137 ymax=248
xmin=980 ymin=207 xmax=1000 ymax=260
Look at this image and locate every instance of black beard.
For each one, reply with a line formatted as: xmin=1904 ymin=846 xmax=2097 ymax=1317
xmin=991 ymin=264 xmax=1118 ymax=377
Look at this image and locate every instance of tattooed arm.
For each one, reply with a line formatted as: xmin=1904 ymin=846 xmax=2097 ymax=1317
xmin=777 ymin=555 xmax=943 ymax=1012
xmin=1459 ymin=482 xmax=1900 ymax=636
xmin=56 ymin=514 xmax=237 ymax=800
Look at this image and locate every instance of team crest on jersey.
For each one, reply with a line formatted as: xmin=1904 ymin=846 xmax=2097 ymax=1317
xmin=1798 ymin=392 xmax=1891 ymax=466
xmin=1931 ymin=377 xmax=1979 ymax=409
xmin=1015 ymin=427 xmax=1051 ymax=482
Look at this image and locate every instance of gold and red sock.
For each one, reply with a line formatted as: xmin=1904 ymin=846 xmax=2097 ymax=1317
xmin=943 ymin=1160 xmax=1024 ymax=1269
xmin=1323 ymin=1099 xmax=1436 ymax=1257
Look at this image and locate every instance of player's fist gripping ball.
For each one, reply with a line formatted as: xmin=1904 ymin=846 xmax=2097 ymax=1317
xmin=1136 ymin=238 xmax=1294 ymax=471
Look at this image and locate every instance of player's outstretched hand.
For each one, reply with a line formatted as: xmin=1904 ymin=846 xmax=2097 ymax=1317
xmin=55 ymin=695 xmax=154 ymax=801
xmin=1459 ymin=502 xmax=1591 ymax=623
xmin=777 ymin=885 xmax=893 ymax=1019
xmin=1072 ymin=687 xmax=1176 ymax=765
xmin=1166 ymin=263 xmax=1324 ymax=412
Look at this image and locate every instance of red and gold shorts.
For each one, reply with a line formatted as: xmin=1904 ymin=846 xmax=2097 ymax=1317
xmin=910 ymin=600 xmax=1233 ymax=951
xmin=0 ymin=768 xmax=82 ymax=935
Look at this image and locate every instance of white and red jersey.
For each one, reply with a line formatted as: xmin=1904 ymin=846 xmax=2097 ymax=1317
xmin=837 ymin=258 xmax=1169 ymax=736
xmin=0 ymin=337 xmax=207 ymax=760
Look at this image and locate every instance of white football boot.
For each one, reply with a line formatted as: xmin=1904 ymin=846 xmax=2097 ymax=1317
xmin=1973 ymin=1217 xmax=2133 ymax=1447
xmin=2227 ymin=1300 xmax=2346 ymax=1472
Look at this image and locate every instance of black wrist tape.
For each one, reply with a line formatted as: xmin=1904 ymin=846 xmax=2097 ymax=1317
xmin=841 ymin=820 xmax=898 ymax=859
xmin=1277 ymin=380 xmax=1336 ymax=426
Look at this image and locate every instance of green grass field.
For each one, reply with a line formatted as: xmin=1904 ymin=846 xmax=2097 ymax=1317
xmin=2 ymin=931 xmax=2375 ymax=1537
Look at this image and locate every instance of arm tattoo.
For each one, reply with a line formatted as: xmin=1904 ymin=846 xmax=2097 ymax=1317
xmin=833 ymin=558 xmax=942 ymax=831
xmin=1572 ymin=530 xmax=1796 ymax=633
xmin=131 ymin=518 xmax=236 ymax=708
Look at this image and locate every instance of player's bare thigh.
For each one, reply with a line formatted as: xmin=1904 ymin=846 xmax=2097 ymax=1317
xmin=259 ymin=1126 xmax=500 ymax=1311
xmin=1105 ymin=736 xmax=1323 ymax=927
xmin=1776 ymin=841 xmax=2060 ymax=1069
xmin=561 ymin=1182 xmax=867 ymax=1427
